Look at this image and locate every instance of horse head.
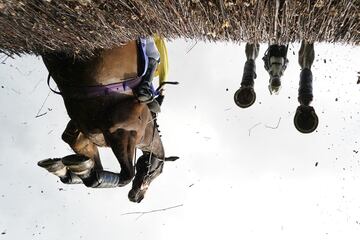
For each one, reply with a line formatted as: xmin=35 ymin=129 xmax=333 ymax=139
xmin=129 ymin=154 xmax=178 ymax=203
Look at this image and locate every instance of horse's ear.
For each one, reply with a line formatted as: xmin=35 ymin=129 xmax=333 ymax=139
xmin=165 ymin=156 xmax=179 ymax=162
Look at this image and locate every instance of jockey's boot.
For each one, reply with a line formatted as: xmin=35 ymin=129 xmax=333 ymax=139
xmin=294 ymin=68 xmax=318 ymax=133
xmin=37 ymin=158 xmax=82 ymax=184
xmin=234 ymin=59 xmax=257 ymax=108
xmin=135 ymin=57 xmax=159 ymax=103
xmin=128 ymin=153 xmax=164 ymax=203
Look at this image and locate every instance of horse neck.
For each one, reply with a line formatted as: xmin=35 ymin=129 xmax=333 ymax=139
xmin=140 ymin=114 xmax=165 ymax=159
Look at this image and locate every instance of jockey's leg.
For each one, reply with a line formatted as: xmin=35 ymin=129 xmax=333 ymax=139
xmin=135 ymin=38 xmax=160 ymax=103
xmin=234 ymin=43 xmax=259 ymax=108
xmin=135 ymin=57 xmax=158 ymax=103
xmin=294 ymin=41 xmax=318 ymax=133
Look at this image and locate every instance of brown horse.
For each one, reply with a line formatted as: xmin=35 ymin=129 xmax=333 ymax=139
xmin=38 ymin=40 xmax=177 ymax=202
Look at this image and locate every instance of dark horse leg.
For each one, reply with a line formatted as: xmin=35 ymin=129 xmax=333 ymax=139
xmin=294 ymin=40 xmax=318 ymax=133
xmin=263 ymin=44 xmax=289 ymax=94
xmin=104 ymin=128 xmax=137 ymax=187
xmin=38 ymin=120 xmax=121 ymax=187
xmin=234 ymin=43 xmax=259 ymax=108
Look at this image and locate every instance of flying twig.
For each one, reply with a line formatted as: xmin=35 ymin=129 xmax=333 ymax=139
xmin=121 ymin=204 xmax=184 ymax=220
xmin=1 ymin=56 xmax=9 ymax=64
xmin=35 ymin=90 xmax=51 ymax=118
xmin=186 ymin=41 xmax=198 ymax=54
xmin=248 ymin=122 xmax=262 ymax=136
xmin=265 ymin=117 xmax=282 ymax=129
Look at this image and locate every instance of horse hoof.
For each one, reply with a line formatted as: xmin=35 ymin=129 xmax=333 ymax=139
xmin=234 ymin=87 xmax=256 ymax=108
xmin=62 ymin=154 xmax=95 ymax=176
xmin=128 ymin=188 xmax=145 ymax=203
xmin=38 ymin=158 xmax=67 ymax=177
xmin=268 ymin=77 xmax=281 ymax=95
xmin=294 ymin=105 xmax=319 ymax=134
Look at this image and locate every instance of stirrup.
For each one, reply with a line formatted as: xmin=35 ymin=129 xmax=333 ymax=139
xmin=62 ymin=155 xmax=95 ymax=176
xmin=38 ymin=158 xmax=67 ymax=177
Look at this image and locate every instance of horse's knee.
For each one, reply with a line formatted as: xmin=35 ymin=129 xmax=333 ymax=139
xmin=62 ymin=121 xmax=80 ymax=145
xmin=298 ymin=41 xmax=315 ymax=69
xmin=62 ymin=127 xmax=94 ymax=155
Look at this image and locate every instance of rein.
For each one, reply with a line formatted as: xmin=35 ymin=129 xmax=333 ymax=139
xmin=47 ymin=73 xmax=61 ymax=95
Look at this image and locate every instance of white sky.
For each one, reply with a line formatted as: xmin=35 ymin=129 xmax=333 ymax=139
xmin=0 ymin=40 xmax=360 ymax=240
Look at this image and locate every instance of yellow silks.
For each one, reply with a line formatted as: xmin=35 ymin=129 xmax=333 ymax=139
xmin=154 ymin=35 xmax=168 ymax=85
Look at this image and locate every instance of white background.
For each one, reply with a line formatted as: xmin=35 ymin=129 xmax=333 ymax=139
xmin=0 ymin=40 xmax=360 ymax=240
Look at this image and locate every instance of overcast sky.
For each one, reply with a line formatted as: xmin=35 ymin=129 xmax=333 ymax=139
xmin=0 ymin=40 xmax=360 ymax=240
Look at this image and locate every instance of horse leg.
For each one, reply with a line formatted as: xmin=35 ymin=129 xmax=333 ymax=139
xmin=38 ymin=120 xmax=101 ymax=184
xmin=234 ymin=43 xmax=259 ymax=108
xmin=297 ymin=40 xmax=315 ymax=106
xmin=104 ymin=128 xmax=137 ymax=186
xmin=298 ymin=40 xmax=314 ymax=70
xmin=61 ymin=121 xmax=128 ymax=188
xmin=37 ymin=157 xmax=78 ymax=184
xmin=264 ymin=44 xmax=289 ymax=94
xmin=61 ymin=120 xmax=102 ymax=170
xmin=294 ymin=41 xmax=318 ymax=133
